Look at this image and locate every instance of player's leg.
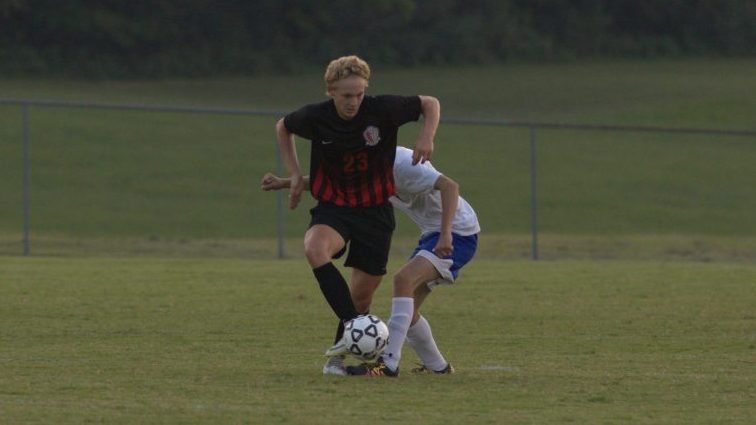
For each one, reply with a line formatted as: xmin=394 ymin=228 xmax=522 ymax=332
xmin=380 ymin=256 xmax=440 ymax=372
xmin=305 ymin=224 xmax=358 ymax=322
xmin=405 ymin=233 xmax=478 ymax=374
xmin=305 ymin=223 xmax=354 ymax=375
xmin=349 ymin=267 xmax=381 ymax=314
xmin=338 ymin=205 xmax=403 ymax=376
xmin=340 ymin=202 xmax=393 ymax=318
xmin=345 ymin=257 xmax=439 ymax=377
xmin=323 ymin=268 xmax=382 ymax=375
xmin=306 ymin=223 xmax=360 ymax=375
xmin=325 ymin=204 xmax=392 ymax=361
xmin=406 ymin=284 xmax=453 ymax=374
xmin=327 ymin=267 xmax=382 ymax=350
xmin=327 ymin=267 xmax=377 ymax=346
xmin=410 ymin=277 xmax=432 ymax=322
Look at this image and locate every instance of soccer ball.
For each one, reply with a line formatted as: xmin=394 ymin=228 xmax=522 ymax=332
xmin=343 ymin=314 xmax=389 ymax=361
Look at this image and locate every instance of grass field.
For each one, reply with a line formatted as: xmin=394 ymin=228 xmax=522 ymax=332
xmin=1 ymin=257 xmax=754 ymax=424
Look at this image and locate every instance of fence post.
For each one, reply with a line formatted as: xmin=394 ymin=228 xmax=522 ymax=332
xmin=529 ymin=127 xmax=539 ymax=260
xmin=22 ymin=104 xmax=31 ymax=256
xmin=275 ymin=141 xmax=284 ymax=259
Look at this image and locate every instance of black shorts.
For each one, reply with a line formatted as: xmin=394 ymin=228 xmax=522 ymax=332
xmin=309 ymin=201 xmax=395 ymax=276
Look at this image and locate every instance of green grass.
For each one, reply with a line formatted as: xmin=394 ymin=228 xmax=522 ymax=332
xmin=1 ymin=257 xmax=754 ymax=424
xmin=3 ymin=59 xmax=756 ymax=128
xmin=1 ymin=59 xmax=755 ymax=259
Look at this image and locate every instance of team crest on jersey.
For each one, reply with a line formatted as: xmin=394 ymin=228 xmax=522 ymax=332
xmin=363 ymin=126 xmax=381 ymax=146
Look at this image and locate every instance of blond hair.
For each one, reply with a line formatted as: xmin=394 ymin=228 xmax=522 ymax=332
xmin=324 ymin=55 xmax=371 ymax=90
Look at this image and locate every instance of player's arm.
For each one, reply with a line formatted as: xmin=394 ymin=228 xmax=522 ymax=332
xmin=261 ymin=172 xmax=311 ymax=191
xmin=433 ymin=174 xmax=459 ymax=258
xmin=275 ymin=118 xmax=305 ymax=209
xmin=412 ymin=95 xmax=440 ymax=165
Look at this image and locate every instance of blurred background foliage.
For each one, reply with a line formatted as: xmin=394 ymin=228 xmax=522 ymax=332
xmin=1 ymin=0 xmax=754 ymax=78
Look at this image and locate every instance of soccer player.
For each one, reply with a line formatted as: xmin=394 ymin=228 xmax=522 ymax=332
xmin=275 ymin=55 xmax=440 ymax=366
xmin=261 ymin=146 xmax=480 ymax=376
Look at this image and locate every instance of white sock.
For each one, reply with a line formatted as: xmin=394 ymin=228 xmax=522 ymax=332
xmin=382 ymin=297 xmax=414 ymax=371
xmin=406 ymin=315 xmax=448 ymax=371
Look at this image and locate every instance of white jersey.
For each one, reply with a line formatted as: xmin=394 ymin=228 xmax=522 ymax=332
xmin=390 ymin=146 xmax=480 ymax=237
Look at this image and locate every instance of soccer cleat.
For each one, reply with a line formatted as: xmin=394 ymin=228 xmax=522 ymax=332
xmin=410 ymin=362 xmax=455 ymax=374
xmin=322 ymin=355 xmax=347 ymax=376
xmin=346 ymin=357 xmax=398 ymax=377
xmin=324 ymin=337 xmax=350 ymax=357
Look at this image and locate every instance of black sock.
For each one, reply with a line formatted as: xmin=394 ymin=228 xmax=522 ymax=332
xmin=313 ymin=262 xmax=358 ymax=321
xmin=333 ymin=320 xmax=345 ymax=344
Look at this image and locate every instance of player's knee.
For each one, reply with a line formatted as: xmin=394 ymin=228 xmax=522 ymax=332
xmin=303 ymin=241 xmax=330 ymax=267
xmin=393 ymin=270 xmax=416 ymax=296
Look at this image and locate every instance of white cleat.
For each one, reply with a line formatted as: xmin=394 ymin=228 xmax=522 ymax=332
xmin=324 ymin=337 xmax=349 ymax=357
xmin=322 ymin=355 xmax=347 ymax=376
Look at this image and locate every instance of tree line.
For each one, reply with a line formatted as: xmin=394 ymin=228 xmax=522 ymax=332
xmin=1 ymin=0 xmax=754 ymax=78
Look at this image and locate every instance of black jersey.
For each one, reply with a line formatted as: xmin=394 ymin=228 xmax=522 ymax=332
xmin=283 ymin=95 xmax=422 ymax=207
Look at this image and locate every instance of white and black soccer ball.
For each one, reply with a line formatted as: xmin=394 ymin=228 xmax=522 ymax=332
xmin=343 ymin=314 xmax=389 ymax=361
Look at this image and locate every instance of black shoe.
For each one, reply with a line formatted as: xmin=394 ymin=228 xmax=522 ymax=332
xmin=346 ymin=356 xmax=399 ymax=377
xmin=410 ymin=362 xmax=455 ymax=374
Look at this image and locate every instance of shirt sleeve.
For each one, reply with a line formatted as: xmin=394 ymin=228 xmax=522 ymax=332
xmin=376 ymin=95 xmax=422 ymax=127
xmin=283 ymin=104 xmax=316 ymax=140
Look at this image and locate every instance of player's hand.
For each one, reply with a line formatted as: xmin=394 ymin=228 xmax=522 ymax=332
xmin=433 ymin=233 xmax=453 ymax=258
xmin=260 ymin=172 xmax=286 ymax=191
xmin=288 ymin=174 xmax=304 ymax=209
xmin=412 ymin=138 xmax=434 ymax=165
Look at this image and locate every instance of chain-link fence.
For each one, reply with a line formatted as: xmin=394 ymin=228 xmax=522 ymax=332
xmin=1 ymin=98 xmax=755 ymax=261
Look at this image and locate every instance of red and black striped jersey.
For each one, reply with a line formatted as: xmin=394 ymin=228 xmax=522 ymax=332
xmin=283 ymin=95 xmax=422 ymax=207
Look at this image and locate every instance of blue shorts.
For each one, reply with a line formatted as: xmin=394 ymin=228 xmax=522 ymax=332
xmin=411 ymin=232 xmax=478 ymax=286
